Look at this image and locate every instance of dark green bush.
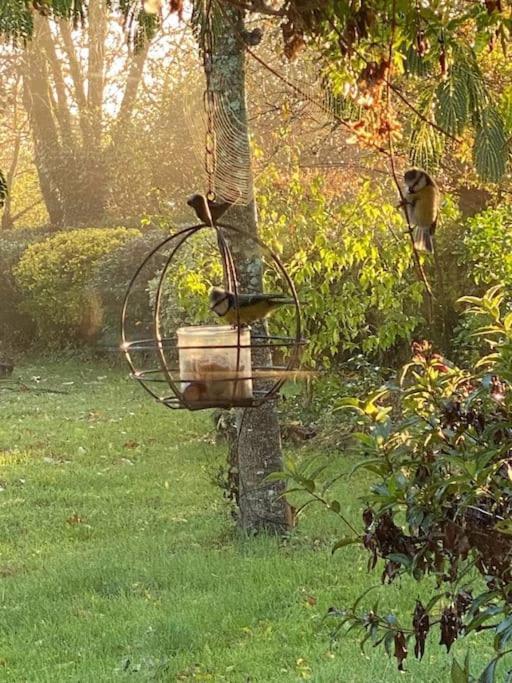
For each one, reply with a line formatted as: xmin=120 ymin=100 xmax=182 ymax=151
xmin=14 ymin=227 xmax=140 ymax=346
xmin=0 ymin=229 xmax=52 ymax=349
xmin=91 ymin=228 xmax=169 ymax=347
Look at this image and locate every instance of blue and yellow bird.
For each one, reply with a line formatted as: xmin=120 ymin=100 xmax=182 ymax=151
xmin=402 ymin=168 xmax=440 ymax=254
xmin=209 ymin=287 xmax=294 ymax=326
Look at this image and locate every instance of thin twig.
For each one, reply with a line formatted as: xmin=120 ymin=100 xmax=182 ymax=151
xmin=385 ymin=0 xmax=433 ymax=315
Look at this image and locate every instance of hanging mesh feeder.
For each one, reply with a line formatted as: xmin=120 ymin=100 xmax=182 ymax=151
xmin=121 ymin=221 xmax=305 ymax=410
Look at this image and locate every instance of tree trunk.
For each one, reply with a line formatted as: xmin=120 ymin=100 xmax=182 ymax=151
xmin=1 ymin=74 xmax=23 ymax=230
xmin=22 ymin=15 xmax=64 ymax=228
xmin=111 ymin=43 xmax=150 ymax=149
xmin=207 ymin=5 xmax=291 ymax=534
xmin=0 ymin=132 xmax=21 ymax=230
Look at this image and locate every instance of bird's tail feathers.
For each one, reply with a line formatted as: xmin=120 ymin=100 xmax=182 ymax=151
xmin=413 ymin=226 xmax=434 ymax=254
xmin=266 ymin=295 xmax=295 ymax=304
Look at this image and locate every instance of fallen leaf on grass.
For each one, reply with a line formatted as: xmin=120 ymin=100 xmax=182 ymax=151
xmin=123 ymin=440 xmax=139 ymax=449
xmin=67 ymin=513 xmax=86 ymax=525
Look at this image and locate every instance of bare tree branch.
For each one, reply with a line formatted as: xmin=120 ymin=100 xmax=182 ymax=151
xmin=40 ymin=19 xmax=73 ymax=144
xmin=59 ymin=19 xmax=91 ymax=143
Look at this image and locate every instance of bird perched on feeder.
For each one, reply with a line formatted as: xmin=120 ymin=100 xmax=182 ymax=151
xmin=187 ymin=193 xmax=234 ymax=226
xmin=209 ymin=287 xmax=294 ymax=326
xmin=399 ymin=168 xmax=440 ymax=254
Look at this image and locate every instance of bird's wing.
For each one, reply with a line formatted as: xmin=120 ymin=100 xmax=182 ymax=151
xmin=238 ymin=293 xmax=294 ymax=305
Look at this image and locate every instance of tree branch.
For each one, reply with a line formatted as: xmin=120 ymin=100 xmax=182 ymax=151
xmin=385 ymin=0 xmax=433 ymax=309
xmin=10 ymin=199 xmax=44 ymax=223
xmin=111 ymin=41 xmax=150 ymax=147
xmin=40 ymin=19 xmax=74 ymax=144
xmin=59 ymin=18 xmax=91 ymax=144
xmin=87 ymin=0 xmax=108 ymax=149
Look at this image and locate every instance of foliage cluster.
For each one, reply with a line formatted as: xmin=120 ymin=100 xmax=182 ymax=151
xmin=146 ymin=228 xmax=224 ymax=338
xmin=90 ymin=228 xmax=170 ymax=346
xmin=13 ymin=227 xmax=141 ymax=346
xmin=280 ymin=1 xmax=512 ymax=182
xmin=0 ymin=229 xmax=46 ymax=351
xmin=451 ymin=204 xmax=512 ymax=364
xmin=464 ymin=205 xmax=512 ymax=291
xmin=1 ymin=168 xmax=507 ymax=366
xmin=258 ymin=168 xmax=425 ymax=367
xmin=277 ymin=287 xmax=512 ymax=682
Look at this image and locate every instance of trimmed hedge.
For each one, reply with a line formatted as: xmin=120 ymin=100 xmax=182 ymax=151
xmin=14 ymin=227 xmax=140 ymax=346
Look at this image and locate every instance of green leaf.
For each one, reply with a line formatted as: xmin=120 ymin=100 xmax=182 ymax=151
xmin=452 ymin=656 xmax=470 ymax=683
xmin=479 ymin=658 xmax=497 ymax=683
xmin=496 ymin=519 xmax=512 ymax=535
xmin=409 ymin=90 xmax=443 ymax=170
xmin=384 ymin=630 xmax=395 ymax=658
xmin=303 ymin=479 xmax=315 ymax=493
xmin=436 ymin=63 xmax=469 ymax=136
xmin=460 ymin=49 xmax=487 ymax=127
xmin=329 ymin=500 xmax=341 ymax=514
xmin=410 ymin=119 xmax=444 ymax=171
xmin=349 ymin=458 xmax=387 ymax=477
xmin=473 ymin=107 xmax=508 ymax=182
xmin=333 ymin=397 xmax=362 ymax=413
xmin=264 ymin=471 xmax=286 ymax=483
xmin=387 ymin=553 xmax=412 ymax=569
xmin=351 ymin=584 xmax=381 ymax=612
xmin=331 ymin=537 xmax=360 ymax=554
xmin=495 ymin=614 xmax=512 ymax=650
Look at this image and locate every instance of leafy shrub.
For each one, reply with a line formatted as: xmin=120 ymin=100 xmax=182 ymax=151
xmin=278 ymin=355 xmax=392 ymax=450
xmin=91 ymin=228 xmax=169 ymax=346
xmin=278 ymin=286 xmax=512 ymax=681
xmin=0 ymin=229 xmax=52 ymax=349
xmin=258 ymin=168 xmax=425 ymax=367
xmin=464 ymin=205 xmax=512 ymax=290
xmin=452 ymin=205 xmax=512 ymax=363
xmin=146 ymin=228 xmax=224 ymax=336
xmin=14 ymin=227 xmax=140 ymax=346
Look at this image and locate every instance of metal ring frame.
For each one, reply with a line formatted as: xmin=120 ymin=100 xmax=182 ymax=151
xmin=121 ymin=222 xmax=305 ymax=410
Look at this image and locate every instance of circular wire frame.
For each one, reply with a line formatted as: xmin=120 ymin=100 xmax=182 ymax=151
xmin=121 ymin=222 xmax=305 ymax=410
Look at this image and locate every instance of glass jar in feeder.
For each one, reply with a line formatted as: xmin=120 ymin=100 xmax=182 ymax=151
xmin=177 ymin=325 xmax=253 ymax=403
xmin=121 ymin=219 xmax=305 ymax=411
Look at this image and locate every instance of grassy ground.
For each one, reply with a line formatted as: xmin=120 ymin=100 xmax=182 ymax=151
xmin=0 ymin=359 xmax=499 ymax=682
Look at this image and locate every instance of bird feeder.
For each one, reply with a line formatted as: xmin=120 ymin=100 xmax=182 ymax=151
xmin=121 ymin=220 xmax=305 ymax=410
xmin=177 ymin=324 xmax=253 ymax=402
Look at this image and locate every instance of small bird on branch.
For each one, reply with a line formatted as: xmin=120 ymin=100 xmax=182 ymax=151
xmin=398 ymin=168 xmax=440 ymax=254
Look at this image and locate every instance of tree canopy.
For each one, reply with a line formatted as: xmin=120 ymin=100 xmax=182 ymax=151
xmin=2 ymin=1 xmax=511 ymax=184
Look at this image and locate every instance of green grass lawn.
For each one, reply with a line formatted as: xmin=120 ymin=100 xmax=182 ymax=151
xmin=0 ymin=359 xmax=500 ymax=682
